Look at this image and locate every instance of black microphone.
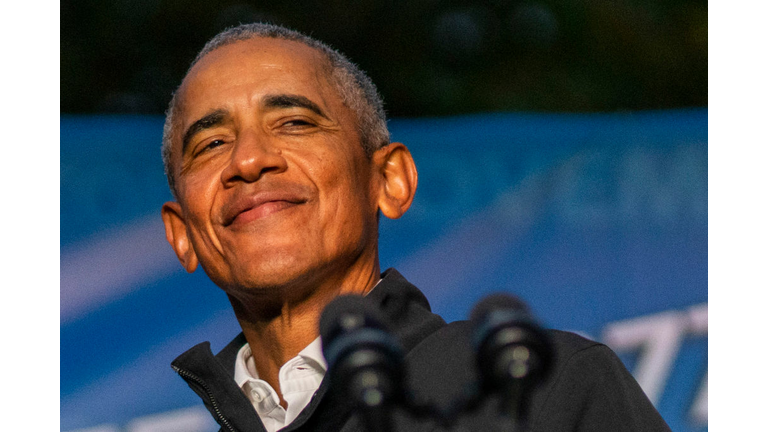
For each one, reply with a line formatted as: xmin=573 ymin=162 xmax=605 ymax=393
xmin=320 ymin=295 xmax=405 ymax=432
xmin=470 ymin=293 xmax=554 ymax=429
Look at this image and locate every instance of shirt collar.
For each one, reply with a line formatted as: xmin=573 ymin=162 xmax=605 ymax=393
xmin=234 ymin=336 xmax=327 ymax=388
xmin=233 ymin=277 xmax=381 ymax=388
xmin=233 ymin=343 xmax=257 ymax=388
xmin=296 ymin=336 xmax=327 ymax=373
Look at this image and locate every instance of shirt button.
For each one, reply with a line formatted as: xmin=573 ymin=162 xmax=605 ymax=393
xmin=250 ymin=385 xmax=269 ymax=403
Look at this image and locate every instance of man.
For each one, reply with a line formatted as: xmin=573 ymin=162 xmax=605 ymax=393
xmin=161 ymin=23 xmax=670 ymax=432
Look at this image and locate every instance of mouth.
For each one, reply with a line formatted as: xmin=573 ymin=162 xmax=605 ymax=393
xmin=222 ymin=190 xmax=309 ymax=227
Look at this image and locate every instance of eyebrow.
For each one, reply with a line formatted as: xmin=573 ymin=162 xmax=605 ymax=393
xmin=181 ymin=109 xmax=229 ymax=155
xmin=180 ymin=95 xmax=328 ymax=154
xmin=263 ymin=94 xmax=329 ymax=119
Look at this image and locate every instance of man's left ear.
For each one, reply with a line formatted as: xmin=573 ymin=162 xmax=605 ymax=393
xmin=373 ymin=142 xmax=418 ymax=219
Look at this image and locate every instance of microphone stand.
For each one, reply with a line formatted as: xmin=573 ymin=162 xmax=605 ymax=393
xmin=349 ymin=362 xmax=396 ymax=432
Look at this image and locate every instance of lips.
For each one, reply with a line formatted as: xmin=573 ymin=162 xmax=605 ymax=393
xmin=221 ymin=186 xmax=311 ymax=227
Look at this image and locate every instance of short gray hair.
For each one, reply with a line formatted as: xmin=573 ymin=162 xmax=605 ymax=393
xmin=162 ymin=23 xmax=390 ymax=198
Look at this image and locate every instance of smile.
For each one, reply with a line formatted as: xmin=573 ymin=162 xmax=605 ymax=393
xmin=222 ymin=189 xmax=310 ymax=228
xmin=231 ymin=200 xmax=302 ymax=226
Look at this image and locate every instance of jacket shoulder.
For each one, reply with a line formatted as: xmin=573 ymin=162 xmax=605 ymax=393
xmin=402 ymin=323 xmax=670 ymax=432
xmin=529 ymin=331 xmax=672 ymax=432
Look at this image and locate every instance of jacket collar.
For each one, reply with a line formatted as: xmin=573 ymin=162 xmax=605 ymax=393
xmin=171 ymin=268 xmax=446 ymax=431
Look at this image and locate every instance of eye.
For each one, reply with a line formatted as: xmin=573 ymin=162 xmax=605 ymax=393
xmin=206 ymin=139 xmax=226 ymax=149
xmin=193 ymin=139 xmax=226 ymax=157
xmin=282 ymin=118 xmax=315 ymax=128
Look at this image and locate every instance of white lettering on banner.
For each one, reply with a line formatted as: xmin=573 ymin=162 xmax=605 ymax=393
xmin=602 ymin=303 xmax=708 ymax=423
xmin=686 ymin=303 xmax=708 ymax=426
xmin=618 ymin=146 xmax=707 ymax=224
xmin=554 ymin=144 xmax=707 ymax=227
xmin=602 ymin=310 xmax=689 ymax=405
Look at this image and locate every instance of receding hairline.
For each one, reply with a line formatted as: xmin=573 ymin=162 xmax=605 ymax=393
xmin=168 ymin=36 xmax=340 ymax=148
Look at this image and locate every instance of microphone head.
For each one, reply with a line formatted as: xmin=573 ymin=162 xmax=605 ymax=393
xmin=470 ymin=293 xmax=530 ymax=324
xmin=318 ymin=294 xmax=406 ymax=409
xmin=471 ymin=292 xmax=554 ymax=390
xmin=319 ymin=295 xmax=388 ymax=350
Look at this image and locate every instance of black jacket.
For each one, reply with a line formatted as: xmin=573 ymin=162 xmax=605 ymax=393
xmin=172 ymin=269 xmax=671 ymax=432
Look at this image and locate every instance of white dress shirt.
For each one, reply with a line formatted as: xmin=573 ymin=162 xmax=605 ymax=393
xmin=234 ymin=337 xmax=327 ymax=432
xmin=233 ymin=281 xmax=380 ymax=431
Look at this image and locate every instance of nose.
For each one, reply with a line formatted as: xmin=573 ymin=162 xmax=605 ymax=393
xmin=220 ymin=129 xmax=288 ymax=186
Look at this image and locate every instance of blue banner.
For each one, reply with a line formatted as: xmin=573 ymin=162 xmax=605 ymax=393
xmin=61 ymin=109 xmax=707 ymax=432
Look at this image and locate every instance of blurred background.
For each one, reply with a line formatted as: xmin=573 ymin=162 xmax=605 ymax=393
xmin=61 ymin=1 xmax=707 ymax=431
xmin=61 ymin=0 xmax=706 ymax=117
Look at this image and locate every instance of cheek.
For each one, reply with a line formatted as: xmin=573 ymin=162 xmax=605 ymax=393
xmin=318 ymin=159 xmax=375 ymax=239
xmin=181 ymin=194 xmax=211 ymax=229
xmin=178 ymin=171 xmax=225 ymax=248
xmin=315 ymin=152 xmax=362 ymax=207
xmin=180 ymin=162 xmax=225 ymax=211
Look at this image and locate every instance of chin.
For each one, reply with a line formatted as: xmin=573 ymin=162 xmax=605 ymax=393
xmin=222 ymin=254 xmax=323 ymax=293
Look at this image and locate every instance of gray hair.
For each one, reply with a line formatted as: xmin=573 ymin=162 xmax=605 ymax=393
xmin=161 ymin=23 xmax=390 ymax=198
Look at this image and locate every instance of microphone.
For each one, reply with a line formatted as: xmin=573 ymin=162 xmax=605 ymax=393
xmin=470 ymin=293 xmax=554 ymax=428
xmin=320 ymin=295 xmax=405 ymax=432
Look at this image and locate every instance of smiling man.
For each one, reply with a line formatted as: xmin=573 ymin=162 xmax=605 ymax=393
xmin=160 ymin=23 xmax=670 ymax=432
xmin=161 ymin=24 xmax=421 ymax=431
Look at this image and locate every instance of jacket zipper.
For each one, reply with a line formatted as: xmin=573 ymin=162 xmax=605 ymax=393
xmin=172 ymin=365 xmax=238 ymax=432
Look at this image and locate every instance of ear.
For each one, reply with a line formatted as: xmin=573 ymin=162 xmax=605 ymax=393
xmin=161 ymin=201 xmax=199 ymax=273
xmin=372 ymin=142 xmax=418 ymax=219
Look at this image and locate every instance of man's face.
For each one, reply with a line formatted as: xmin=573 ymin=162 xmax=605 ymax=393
xmin=164 ymin=38 xmax=382 ymax=297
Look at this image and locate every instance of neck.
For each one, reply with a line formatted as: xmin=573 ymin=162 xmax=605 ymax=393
xmin=227 ymin=257 xmax=381 ymax=405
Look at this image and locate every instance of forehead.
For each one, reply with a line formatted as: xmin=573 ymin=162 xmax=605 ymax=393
xmin=174 ymin=37 xmax=339 ymax=132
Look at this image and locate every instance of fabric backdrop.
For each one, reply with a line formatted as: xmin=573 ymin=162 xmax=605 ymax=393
xmin=61 ymin=109 xmax=707 ymax=432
